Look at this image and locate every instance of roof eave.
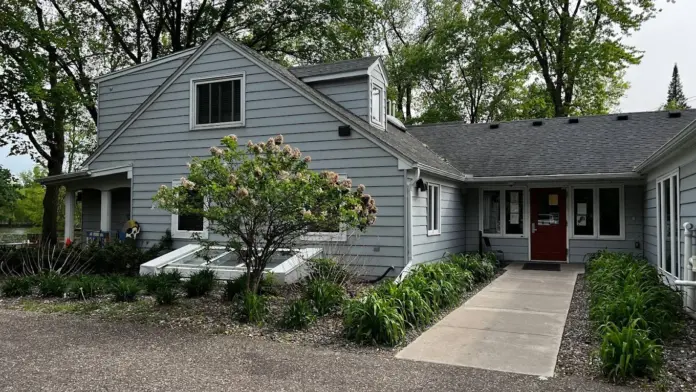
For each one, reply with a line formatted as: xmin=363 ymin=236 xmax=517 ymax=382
xmin=415 ymin=163 xmax=471 ymax=182
xmin=634 ymin=118 xmax=696 ymax=173
xmin=466 ymin=172 xmax=643 ymax=183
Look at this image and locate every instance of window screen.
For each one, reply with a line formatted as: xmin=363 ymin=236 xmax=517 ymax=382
xmin=371 ymin=86 xmax=382 ymax=123
xmin=178 ymin=190 xmax=204 ymax=232
xmin=599 ymin=188 xmax=621 ymax=236
xmin=482 ymin=190 xmax=500 ymax=234
xmin=505 ymin=190 xmax=523 ymax=235
xmin=196 ymin=79 xmax=242 ymax=125
xmin=428 ymin=184 xmax=440 ymax=233
xmin=573 ymin=189 xmax=593 ymax=236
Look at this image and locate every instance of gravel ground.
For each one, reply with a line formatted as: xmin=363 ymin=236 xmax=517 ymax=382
xmin=555 ymin=274 xmax=696 ymax=391
xmin=0 ymin=308 xmax=631 ymax=392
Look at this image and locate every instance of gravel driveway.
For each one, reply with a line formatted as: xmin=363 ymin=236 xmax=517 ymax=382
xmin=0 ymin=309 xmax=631 ymax=392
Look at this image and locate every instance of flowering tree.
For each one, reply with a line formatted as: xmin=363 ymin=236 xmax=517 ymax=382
xmin=153 ymin=134 xmax=377 ymax=293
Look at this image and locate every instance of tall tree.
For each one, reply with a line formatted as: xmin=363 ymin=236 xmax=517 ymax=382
xmin=0 ymin=0 xmax=100 ymax=244
xmin=665 ymin=63 xmax=690 ymax=110
xmin=0 ymin=166 xmax=20 ymax=224
xmin=81 ymin=0 xmax=381 ymax=67
xmin=484 ymin=0 xmax=658 ymax=117
xmin=414 ymin=0 xmax=532 ymax=124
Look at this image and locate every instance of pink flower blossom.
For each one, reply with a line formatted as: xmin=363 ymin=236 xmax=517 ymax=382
xmin=210 ymin=146 xmax=224 ymax=156
xmin=247 ymin=140 xmax=254 ymax=148
xmin=236 ymin=187 xmax=249 ymax=198
xmin=228 ymin=174 xmax=237 ymax=184
xmin=303 ymin=156 xmax=312 ymax=163
xmin=227 ymin=134 xmax=238 ymax=142
xmin=254 ymin=167 xmax=263 ymax=177
xmin=282 ymin=145 xmax=292 ymax=155
xmin=274 ymin=135 xmax=284 ymax=145
xmin=266 ymin=138 xmax=275 ymax=149
xmin=181 ymin=178 xmax=196 ymax=190
xmin=340 ymin=179 xmax=352 ymax=188
xmin=357 ymin=184 xmax=365 ymax=193
xmin=159 ymin=185 xmax=168 ymax=190
xmin=292 ymin=148 xmax=301 ymax=159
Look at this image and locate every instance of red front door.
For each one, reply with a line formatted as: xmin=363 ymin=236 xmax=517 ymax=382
xmin=530 ymin=188 xmax=567 ymax=261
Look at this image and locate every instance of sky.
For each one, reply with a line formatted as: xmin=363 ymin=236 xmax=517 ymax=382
xmin=1 ymin=1 xmax=694 ymax=175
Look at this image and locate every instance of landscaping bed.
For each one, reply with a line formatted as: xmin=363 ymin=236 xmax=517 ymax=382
xmin=0 ymin=253 xmax=501 ymax=355
xmin=556 ymin=252 xmax=696 ymax=391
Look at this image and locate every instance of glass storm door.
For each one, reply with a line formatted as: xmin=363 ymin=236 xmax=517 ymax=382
xmin=530 ymin=188 xmax=567 ymax=261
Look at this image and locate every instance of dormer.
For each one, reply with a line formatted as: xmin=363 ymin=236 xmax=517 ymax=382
xmin=289 ymin=56 xmax=388 ymax=129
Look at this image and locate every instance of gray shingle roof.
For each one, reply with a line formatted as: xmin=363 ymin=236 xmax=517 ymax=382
xmin=289 ymin=56 xmax=381 ymax=79
xmin=408 ymin=110 xmax=696 ymax=177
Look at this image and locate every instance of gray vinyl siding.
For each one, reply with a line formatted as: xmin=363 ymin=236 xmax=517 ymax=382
xmin=644 ymin=180 xmax=658 ymax=265
xmin=79 ymin=188 xmax=131 ymax=236
xmin=97 ymin=56 xmax=190 ymax=144
xmin=568 ymin=185 xmax=644 ymax=263
xmin=679 ymin=159 xmax=696 ymax=269
xmin=81 ymin=189 xmax=101 ymax=233
xmin=309 ymin=77 xmax=369 ymax=121
xmin=412 ymin=175 xmax=466 ymax=264
xmin=89 ymin=41 xmax=405 ymax=272
xmin=464 ymin=183 xmax=643 ymax=263
xmin=370 ymin=62 xmax=386 ymax=85
xmin=463 ymin=188 xmax=529 ymax=261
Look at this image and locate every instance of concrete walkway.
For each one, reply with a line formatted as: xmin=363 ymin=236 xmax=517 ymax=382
xmin=396 ymin=263 xmax=584 ymax=377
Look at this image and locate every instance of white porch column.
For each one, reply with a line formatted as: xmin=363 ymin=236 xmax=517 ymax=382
xmin=100 ymin=189 xmax=112 ymax=233
xmin=64 ymin=191 xmax=75 ymax=243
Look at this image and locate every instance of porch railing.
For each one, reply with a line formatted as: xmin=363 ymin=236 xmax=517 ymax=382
xmin=677 ymin=222 xmax=696 ymax=313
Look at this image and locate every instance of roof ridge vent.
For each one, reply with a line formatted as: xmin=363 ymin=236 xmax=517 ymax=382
xmin=668 ymin=111 xmax=682 ymax=118
xmin=617 ymin=114 xmax=629 ymax=121
xmin=489 ymin=123 xmax=500 ymax=129
xmin=532 ymin=120 xmax=543 ymax=127
xmin=568 ymin=118 xmax=579 ymax=124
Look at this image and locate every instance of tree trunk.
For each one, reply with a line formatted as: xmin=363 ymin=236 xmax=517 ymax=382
xmin=42 ymin=161 xmax=62 ymax=245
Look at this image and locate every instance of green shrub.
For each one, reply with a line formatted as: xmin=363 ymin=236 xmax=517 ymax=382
xmin=407 ymin=263 xmax=465 ymax=309
xmin=586 ymin=251 xmax=683 ymax=340
xmin=67 ymin=275 xmax=104 ymax=299
xmin=37 ymin=272 xmax=68 ymax=297
xmin=240 ymin=291 xmax=268 ymax=325
xmin=0 ymin=276 xmax=33 ymax=297
xmin=447 ymin=253 xmax=495 ymax=283
xmin=598 ymin=320 xmax=663 ymax=382
xmin=183 ymin=269 xmax=217 ymax=297
xmin=222 ymin=273 xmax=276 ymax=301
xmin=306 ymin=279 xmax=345 ymax=316
xmin=141 ymin=270 xmax=182 ymax=295
xmin=343 ymin=292 xmax=405 ymax=346
xmin=377 ymin=281 xmax=434 ymax=328
xmin=308 ymin=257 xmax=350 ymax=284
xmin=155 ymin=285 xmax=178 ymax=305
xmin=109 ymin=277 xmax=141 ymax=302
xmin=282 ymin=299 xmax=316 ymax=330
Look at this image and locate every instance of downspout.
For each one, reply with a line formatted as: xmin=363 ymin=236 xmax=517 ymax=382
xmin=674 ymin=222 xmax=696 ymax=317
xmin=396 ymin=167 xmax=420 ymax=284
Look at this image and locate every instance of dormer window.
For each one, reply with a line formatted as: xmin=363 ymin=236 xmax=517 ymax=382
xmin=190 ymin=73 xmax=245 ymax=130
xmin=371 ymin=84 xmax=384 ymax=127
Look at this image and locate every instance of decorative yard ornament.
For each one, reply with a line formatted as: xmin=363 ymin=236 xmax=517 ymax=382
xmin=124 ymin=220 xmax=141 ymax=239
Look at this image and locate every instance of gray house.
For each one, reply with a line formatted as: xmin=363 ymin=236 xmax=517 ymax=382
xmin=43 ymin=33 xmax=696 ymax=282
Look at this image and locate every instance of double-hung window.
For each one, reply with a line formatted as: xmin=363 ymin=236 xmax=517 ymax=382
xmin=570 ymin=186 xmax=624 ymax=239
xmin=370 ymin=83 xmax=384 ymax=127
xmin=657 ymin=171 xmax=680 ymax=277
xmin=427 ymin=183 xmax=441 ymax=236
xmin=480 ymin=188 xmax=525 ymax=237
xmin=170 ymin=180 xmax=208 ymax=239
xmin=190 ymin=74 xmax=244 ymax=130
xmin=302 ymin=174 xmax=349 ymax=242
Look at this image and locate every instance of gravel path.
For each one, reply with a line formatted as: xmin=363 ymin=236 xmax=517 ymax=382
xmin=0 ymin=309 xmax=631 ymax=392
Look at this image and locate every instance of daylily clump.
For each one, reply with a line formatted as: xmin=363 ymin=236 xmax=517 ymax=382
xmin=153 ymin=134 xmax=377 ymax=293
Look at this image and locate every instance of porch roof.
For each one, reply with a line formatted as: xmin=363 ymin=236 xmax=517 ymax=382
xmin=408 ymin=110 xmax=696 ymax=178
xmin=40 ymin=165 xmax=132 ymax=186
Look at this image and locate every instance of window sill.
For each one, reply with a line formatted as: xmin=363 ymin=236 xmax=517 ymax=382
xmin=427 ymin=230 xmax=441 ymax=237
xmin=370 ymin=119 xmax=385 ymax=129
xmin=569 ymin=235 xmax=625 ymax=241
xmin=301 ymin=232 xmax=347 ymax=242
xmin=190 ymin=121 xmax=244 ymax=131
xmin=482 ymin=233 xmax=527 ymax=239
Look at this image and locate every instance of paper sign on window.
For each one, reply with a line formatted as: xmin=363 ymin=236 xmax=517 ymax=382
xmin=549 ymin=194 xmax=558 ymax=206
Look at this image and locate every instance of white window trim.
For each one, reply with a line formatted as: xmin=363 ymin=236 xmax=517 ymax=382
xmin=656 ymin=169 xmax=680 ymax=278
xmin=189 ymin=73 xmax=246 ymax=131
xmin=569 ymin=185 xmax=625 ymax=240
xmin=170 ymin=180 xmax=209 ymax=240
xmin=427 ymin=183 xmax=442 ymax=236
xmin=302 ymin=174 xmax=349 ymax=242
xmin=369 ymin=81 xmax=385 ymax=129
xmin=478 ymin=187 xmax=528 ymax=238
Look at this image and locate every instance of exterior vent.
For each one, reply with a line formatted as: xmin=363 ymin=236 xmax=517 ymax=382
xmin=668 ymin=111 xmax=682 ymax=118
xmin=532 ymin=120 xmax=543 ymax=127
xmin=489 ymin=123 xmax=500 ymax=129
xmin=338 ymin=125 xmax=351 ymax=137
xmin=617 ymin=114 xmax=629 ymax=121
xmin=568 ymin=118 xmax=579 ymax=124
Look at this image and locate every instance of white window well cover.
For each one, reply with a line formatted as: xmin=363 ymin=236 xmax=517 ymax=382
xmin=140 ymin=244 xmax=322 ymax=284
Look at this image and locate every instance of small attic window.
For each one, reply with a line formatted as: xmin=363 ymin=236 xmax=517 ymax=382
xmin=617 ymin=114 xmax=629 ymax=121
xmin=190 ymin=73 xmax=245 ymax=130
xmin=489 ymin=123 xmax=500 ymax=129
xmin=568 ymin=118 xmax=579 ymax=124
xmin=371 ymin=84 xmax=384 ymax=127
xmin=668 ymin=111 xmax=682 ymax=118
xmin=532 ymin=120 xmax=543 ymax=126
